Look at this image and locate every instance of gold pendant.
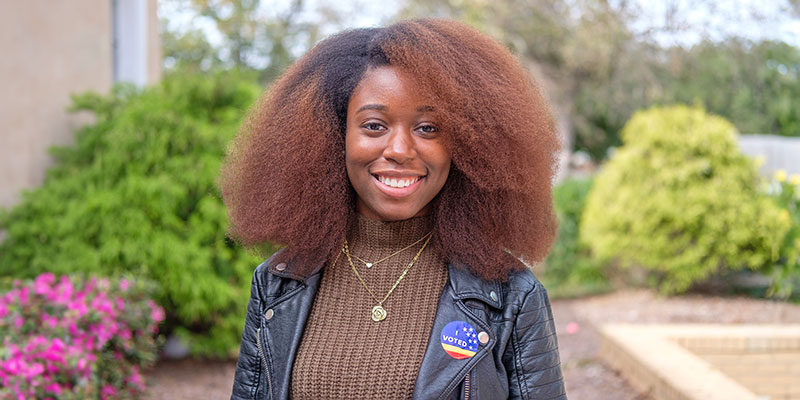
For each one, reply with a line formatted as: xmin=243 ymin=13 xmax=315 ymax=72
xmin=365 ymin=262 xmax=373 ymax=269
xmin=371 ymin=305 xmax=387 ymax=321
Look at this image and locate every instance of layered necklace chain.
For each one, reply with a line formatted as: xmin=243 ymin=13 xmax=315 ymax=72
xmin=343 ymin=231 xmax=433 ymax=322
xmin=345 ymin=230 xmax=433 ymax=269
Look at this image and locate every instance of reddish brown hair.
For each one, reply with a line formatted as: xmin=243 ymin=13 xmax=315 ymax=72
xmin=220 ymin=19 xmax=559 ymax=281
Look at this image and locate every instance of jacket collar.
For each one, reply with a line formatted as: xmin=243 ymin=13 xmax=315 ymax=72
xmin=269 ymin=260 xmax=504 ymax=310
xmin=446 ymin=263 xmax=504 ymax=310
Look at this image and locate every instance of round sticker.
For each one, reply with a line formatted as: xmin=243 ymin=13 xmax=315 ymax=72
xmin=440 ymin=321 xmax=479 ymax=359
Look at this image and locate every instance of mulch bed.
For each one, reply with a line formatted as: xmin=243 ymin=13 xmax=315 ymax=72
xmin=144 ymin=289 xmax=800 ymax=399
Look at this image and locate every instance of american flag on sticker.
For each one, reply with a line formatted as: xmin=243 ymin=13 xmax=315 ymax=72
xmin=440 ymin=321 xmax=478 ymax=359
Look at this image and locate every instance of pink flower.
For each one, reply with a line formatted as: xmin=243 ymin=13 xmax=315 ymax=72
xmin=42 ymin=314 xmax=59 ymax=329
xmin=119 ymin=279 xmax=130 ymax=291
xmin=50 ymin=338 xmax=65 ymax=351
xmin=127 ymin=365 xmax=145 ymax=390
xmin=91 ymin=296 xmax=114 ymax=316
xmin=53 ymin=277 xmax=74 ymax=304
xmin=0 ymin=304 xmax=8 ymax=318
xmin=42 ymin=344 xmax=65 ymax=363
xmin=13 ymin=316 xmax=23 ymax=329
xmin=2 ymin=358 xmax=21 ymax=375
xmin=148 ymin=300 xmax=165 ymax=323
xmin=33 ymin=273 xmax=55 ymax=295
xmin=18 ymin=287 xmax=29 ymax=306
xmin=25 ymin=363 xmax=44 ymax=379
xmin=67 ymin=300 xmax=88 ymax=318
xmin=44 ymin=382 xmax=63 ymax=395
xmin=86 ymin=277 xmax=98 ymax=292
xmin=68 ymin=322 xmax=80 ymax=336
xmin=101 ymin=384 xmax=117 ymax=400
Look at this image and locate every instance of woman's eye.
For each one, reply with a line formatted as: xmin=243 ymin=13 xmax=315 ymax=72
xmin=417 ymin=125 xmax=439 ymax=134
xmin=363 ymin=122 xmax=384 ymax=131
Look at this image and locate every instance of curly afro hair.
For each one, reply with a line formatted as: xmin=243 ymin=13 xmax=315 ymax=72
xmin=220 ymin=19 xmax=560 ymax=281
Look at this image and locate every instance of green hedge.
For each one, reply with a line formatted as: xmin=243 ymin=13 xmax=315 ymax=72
xmin=0 ymin=70 xmax=264 ymax=357
xmin=767 ymin=172 xmax=800 ymax=299
xmin=580 ymin=105 xmax=790 ymax=293
xmin=542 ymin=177 xmax=610 ymax=298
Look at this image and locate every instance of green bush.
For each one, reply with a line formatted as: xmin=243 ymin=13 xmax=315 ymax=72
xmin=0 ymin=70 xmax=263 ymax=357
xmin=580 ymin=105 xmax=790 ymax=293
xmin=542 ymin=177 xmax=610 ymax=298
xmin=766 ymin=171 xmax=800 ymax=299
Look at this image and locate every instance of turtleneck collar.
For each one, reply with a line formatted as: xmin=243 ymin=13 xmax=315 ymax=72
xmin=348 ymin=213 xmax=433 ymax=251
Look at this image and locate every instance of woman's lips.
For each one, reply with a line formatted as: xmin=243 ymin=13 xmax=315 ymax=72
xmin=372 ymin=174 xmax=425 ymax=198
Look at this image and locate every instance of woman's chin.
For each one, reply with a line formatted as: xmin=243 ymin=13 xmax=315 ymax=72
xmin=357 ymin=204 xmax=429 ymax=222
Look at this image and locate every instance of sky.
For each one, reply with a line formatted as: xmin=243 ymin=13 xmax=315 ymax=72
xmin=159 ymin=0 xmax=800 ymax=56
xmin=626 ymin=0 xmax=799 ymax=47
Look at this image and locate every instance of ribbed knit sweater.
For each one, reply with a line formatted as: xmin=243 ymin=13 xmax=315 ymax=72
xmin=290 ymin=214 xmax=448 ymax=399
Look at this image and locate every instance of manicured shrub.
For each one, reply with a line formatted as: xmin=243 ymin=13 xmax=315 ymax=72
xmin=543 ymin=177 xmax=610 ymax=297
xmin=0 ymin=70 xmax=263 ymax=356
xmin=580 ymin=105 xmax=790 ymax=293
xmin=0 ymin=273 xmax=163 ymax=399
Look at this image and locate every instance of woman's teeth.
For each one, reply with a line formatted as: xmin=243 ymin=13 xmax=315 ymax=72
xmin=377 ymin=175 xmax=420 ymax=188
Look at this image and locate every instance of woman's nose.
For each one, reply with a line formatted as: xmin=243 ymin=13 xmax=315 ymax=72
xmin=383 ymin=129 xmax=417 ymax=163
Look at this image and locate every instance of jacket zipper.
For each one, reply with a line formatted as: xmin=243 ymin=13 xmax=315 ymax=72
xmin=256 ymin=327 xmax=272 ymax=398
xmin=463 ymin=371 xmax=471 ymax=400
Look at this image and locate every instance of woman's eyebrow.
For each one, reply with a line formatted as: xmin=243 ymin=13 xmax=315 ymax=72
xmin=356 ymin=104 xmax=387 ymax=113
xmin=355 ymin=104 xmax=436 ymax=113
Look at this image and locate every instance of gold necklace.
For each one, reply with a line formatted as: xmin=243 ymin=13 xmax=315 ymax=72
xmin=343 ymin=232 xmax=433 ymax=322
xmin=343 ymin=230 xmax=432 ymax=269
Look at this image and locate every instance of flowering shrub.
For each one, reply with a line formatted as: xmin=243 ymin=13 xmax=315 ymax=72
xmin=0 ymin=71 xmax=262 ymax=356
xmin=0 ymin=273 xmax=164 ymax=399
xmin=766 ymin=170 xmax=800 ymax=299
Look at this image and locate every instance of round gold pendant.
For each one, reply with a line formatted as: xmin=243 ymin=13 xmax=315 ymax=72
xmin=371 ymin=305 xmax=387 ymax=322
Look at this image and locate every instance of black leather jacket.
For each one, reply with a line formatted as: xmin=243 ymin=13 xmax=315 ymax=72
xmin=230 ymin=254 xmax=567 ymax=400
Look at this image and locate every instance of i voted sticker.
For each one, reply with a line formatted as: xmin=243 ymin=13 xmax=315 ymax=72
xmin=440 ymin=321 xmax=478 ymax=359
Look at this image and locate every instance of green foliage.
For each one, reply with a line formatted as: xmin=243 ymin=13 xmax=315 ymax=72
xmin=765 ymin=171 xmax=800 ymax=299
xmin=580 ymin=105 xmax=791 ymax=293
xmin=398 ymin=1 xmax=800 ymax=160
xmin=543 ymin=177 xmax=611 ymax=298
xmin=660 ymin=40 xmax=800 ymax=138
xmin=162 ymin=0 xmax=336 ymax=82
xmin=0 ymin=70 xmax=264 ymax=357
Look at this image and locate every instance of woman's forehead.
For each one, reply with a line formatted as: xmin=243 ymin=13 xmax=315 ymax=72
xmin=349 ymin=66 xmax=436 ymax=111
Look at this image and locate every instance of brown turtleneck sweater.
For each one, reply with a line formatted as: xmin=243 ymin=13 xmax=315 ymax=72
xmin=290 ymin=214 xmax=448 ymax=399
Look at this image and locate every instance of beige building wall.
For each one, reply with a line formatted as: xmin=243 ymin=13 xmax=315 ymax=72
xmin=0 ymin=0 xmax=160 ymax=209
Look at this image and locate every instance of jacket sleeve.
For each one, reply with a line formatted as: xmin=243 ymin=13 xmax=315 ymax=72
xmin=506 ymin=282 xmax=567 ymax=399
xmin=230 ymin=266 xmax=265 ymax=400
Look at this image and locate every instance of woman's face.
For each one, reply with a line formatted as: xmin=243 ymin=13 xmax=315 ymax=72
xmin=345 ymin=66 xmax=451 ymax=221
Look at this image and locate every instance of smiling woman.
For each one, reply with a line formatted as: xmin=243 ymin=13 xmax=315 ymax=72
xmin=221 ymin=19 xmax=565 ymax=400
xmin=345 ymin=66 xmax=452 ymax=222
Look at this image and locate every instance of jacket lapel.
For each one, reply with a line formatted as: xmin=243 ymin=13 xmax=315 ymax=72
xmin=260 ymin=266 xmax=323 ymax=400
xmin=412 ymin=264 xmax=502 ymax=400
